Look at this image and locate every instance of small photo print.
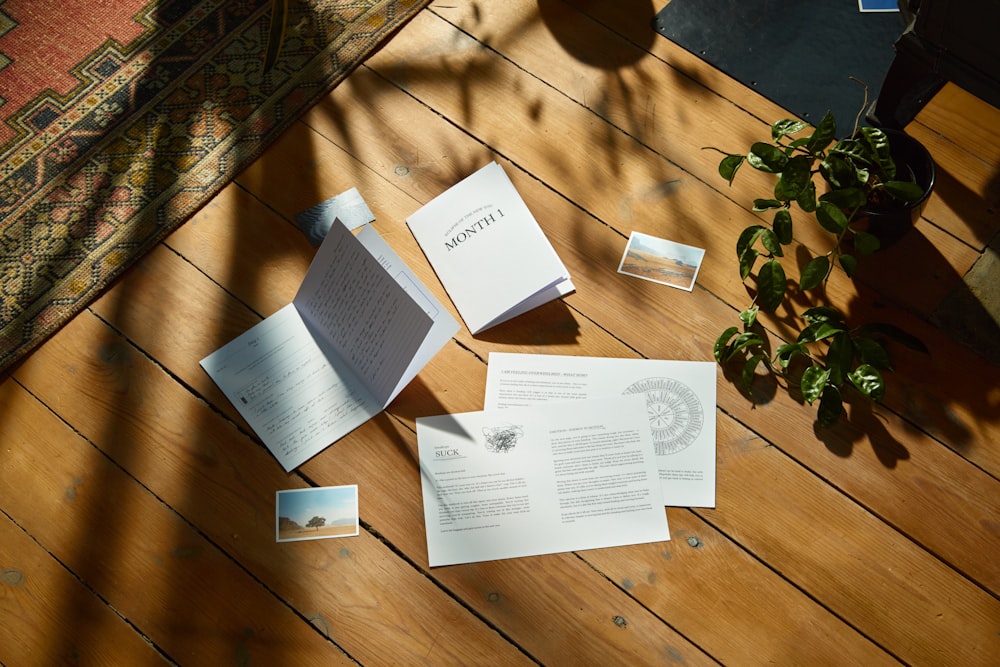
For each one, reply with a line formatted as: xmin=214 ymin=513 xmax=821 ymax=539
xmin=276 ymin=485 xmax=360 ymax=543
xmin=618 ymin=232 xmax=706 ymax=292
xmin=858 ymin=0 xmax=898 ymax=12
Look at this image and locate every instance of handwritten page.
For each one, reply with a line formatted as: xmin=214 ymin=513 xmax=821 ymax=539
xmin=343 ymin=223 xmax=460 ymax=404
xmin=199 ymin=303 xmax=381 ymax=471
xmin=201 ymin=221 xmax=458 ymax=471
xmin=294 ymin=222 xmax=435 ymax=405
xmin=484 ymin=352 xmax=717 ymax=507
xmin=417 ymin=396 xmax=670 ymax=567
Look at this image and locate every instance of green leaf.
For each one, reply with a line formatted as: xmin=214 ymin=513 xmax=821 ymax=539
xmin=801 ymin=364 xmax=831 ymax=404
xmin=816 ymin=200 xmax=849 ymax=233
xmin=760 ymin=229 xmax=783 ymax=257
xmin=859 ymin=126 xmax=895 ymax=179
xmin=853 ymin=323 xmax=928 ymax=353
xmin=796 ymin=180 xmax=817 ymax=212
xmin=753 ymin=198 xmax=784 ymax=211
xmin=848 ymin=364 xmax=885 ymax=401
xmin=742 ymin=353 xmax=768 ymax=394
xmin=714 ymin=326 xmax=740 ymax=363
xmin=826 ymin=332 xmax=854 ymax=386
xmin=772 ymin=118 xmax=809 ymax=140
xmin=799 ymin=255 xmax=830 ymax=291
xmin=775 ymin=342 xmax=807 ymax=367
xmin=736 ymin=225 xmax=765 ymax=258
xmin=798 ymin=321 xmax=845 ymax=344
xmin=802 ymin=306 xmax=845 ymax=325
xmin=806 ymin=112 xmax=837 ymax=154
xmin=748 ymin=142 xmax=789 ymax=173
xmin=837 ymin=255 xmax=857 ymax=278
xmin=819 ymin=155 xmax=858 ymax=189
xmin=817 ymin=384 xmax=844 ymax=426
xmin=882 ymin=180 xmax=924 ymax=204
xmin=819 ymin=187 xmax=867 ymax=211
xmin=726 ymin=331 xmax=765 ymax=361
xmin=853 ymin=336 xmax=891 ymax=370
xmin=773 ymin=209 xmax=793 ymax=244
xmin=719 ymin=154 xmax=745 ymax=184
xmin=756 ymin=259 xmax=786 ymax=311
xmin=739 ymin=306 xmax=759 ymax=328
xmin=853 ymin=164 xmax=871 ymax=187
xmin=739 ymin=247 xmax=759 ymax=280
xmin=829 ymin=138 xmax=867 ymax=162
xmin=787 ymin=136 xmax=812 ymax=150
xmin=773 ymin=155 xmax=814 ymax=200
xmin=853 ymin=230 xmax=881 ymax=255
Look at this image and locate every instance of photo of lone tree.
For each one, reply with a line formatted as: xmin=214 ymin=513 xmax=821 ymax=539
xmin=276 ymin=485 xmax=359 ymax=542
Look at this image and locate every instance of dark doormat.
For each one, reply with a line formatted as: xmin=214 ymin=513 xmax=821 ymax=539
xmin=653 ymin=0 xmax=905 ymax=129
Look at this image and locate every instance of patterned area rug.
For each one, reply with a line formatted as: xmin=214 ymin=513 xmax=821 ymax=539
xmin=0 ymin=0 xmax=428 ymax=373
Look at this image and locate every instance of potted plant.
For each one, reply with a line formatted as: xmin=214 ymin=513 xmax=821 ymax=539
xmin=708 ymin=95 xmax=932 ymax=426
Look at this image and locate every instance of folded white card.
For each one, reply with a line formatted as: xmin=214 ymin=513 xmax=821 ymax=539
xmin=406 ymin=161 xmax=574 ymax=333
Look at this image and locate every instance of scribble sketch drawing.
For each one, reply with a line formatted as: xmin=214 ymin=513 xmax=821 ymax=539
xmin=483 ymin=424 xmax=524 ymax=453
xmin=622 ymin=377 xmax=704 ymax=455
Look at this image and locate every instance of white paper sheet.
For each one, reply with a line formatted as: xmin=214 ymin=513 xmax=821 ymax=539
xmin=417 ymin=396 xmax=670 ymax=567
xmin=484 ymin=352 xmax=717 ymax=507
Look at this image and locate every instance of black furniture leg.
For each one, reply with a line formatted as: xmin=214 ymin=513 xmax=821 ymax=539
xmin=866 ymin=35 xmax=947 ymax=129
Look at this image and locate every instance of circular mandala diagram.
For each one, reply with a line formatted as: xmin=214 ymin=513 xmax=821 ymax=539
xmin=622 ymin=377 xmax=704 ymax=455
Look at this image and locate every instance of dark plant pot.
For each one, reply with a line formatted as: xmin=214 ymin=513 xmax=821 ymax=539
xmin=852 ymin=128 xmax=936 ymax=247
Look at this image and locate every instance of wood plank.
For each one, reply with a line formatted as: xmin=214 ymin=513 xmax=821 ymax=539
xmin=0 ymin=508 xmax=168 ymax=665
xmin=14 ymin=305 xmax=533 ymax=666
xmin=582 ymin=513 xmax=890 ymax=667
xmin=0 ymin=375 xmax=353 ymax=665
xmin=915 ymin=83 xmax=1000 ymax=169
xmin=905 ymin=117 xmax=1000 ymax=251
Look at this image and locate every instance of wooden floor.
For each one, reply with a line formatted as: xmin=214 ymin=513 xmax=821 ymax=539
xmin=3 ymin=2 xmax=999 ymax=664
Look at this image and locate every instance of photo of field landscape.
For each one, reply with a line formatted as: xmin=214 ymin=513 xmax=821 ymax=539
xmin=618 ymin=232 xmax=705 ymax=291
xmin=276 ymin=485 xmax=359 ymax=542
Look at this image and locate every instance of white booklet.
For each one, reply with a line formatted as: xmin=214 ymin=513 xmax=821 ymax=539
xmin=417 ymin=396 xmax=670 ymax=567
xmin=200 ymin=220 xmax=459 ymax=471
xmin=484 ymin=353 xmax=717 ymax=507
xmin=406 ymin=161 xmax=574 ymax=334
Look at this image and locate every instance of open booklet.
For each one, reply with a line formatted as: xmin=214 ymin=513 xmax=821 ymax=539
xmin=406 ymin=161 xmax=574 ymax=334
xmin=484 ymin=353 xmax=717 ymax=507
xmin=200 ymin=220 xmax=458 ymax=471
xmin=417 ymin=395 xmax=670 ymax=567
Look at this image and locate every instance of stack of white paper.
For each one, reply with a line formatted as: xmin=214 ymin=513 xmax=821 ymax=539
xmin=416 ymin=352 xmax=717 ymax=567
xmin=406 ymin=162 xmax=574 ymax=334
xmin=418 ymin=395 xmax=669 ymax=567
